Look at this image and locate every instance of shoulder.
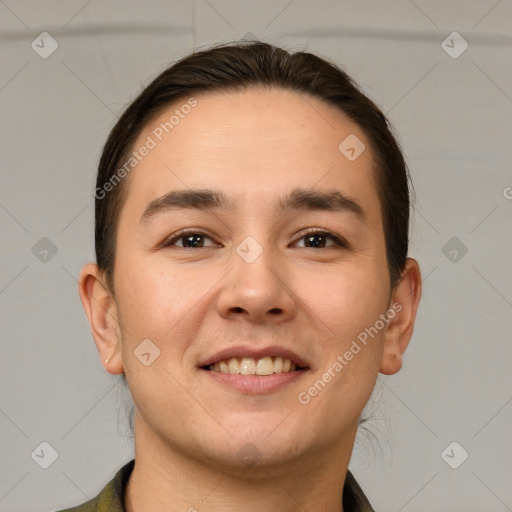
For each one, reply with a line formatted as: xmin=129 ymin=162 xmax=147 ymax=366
xmin=53 ymin=493 xmax=100 ymax=512
xmin=54 ymin=501 xmax=96 ymax=512
xmin=343 ymin=469 xmax=376 ymax=512
xmin=53 ymin=459 xmax=135 ymax=512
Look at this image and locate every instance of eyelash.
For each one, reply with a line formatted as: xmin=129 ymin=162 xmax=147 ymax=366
xmin=161 ymin=228 xmax=348 ymax=249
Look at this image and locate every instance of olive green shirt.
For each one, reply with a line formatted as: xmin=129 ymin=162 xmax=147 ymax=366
xmin=55 ymin=459 xmax=375 ymax=511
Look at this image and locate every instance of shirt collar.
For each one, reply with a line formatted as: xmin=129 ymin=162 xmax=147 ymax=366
xmin=61 ymin=458 xmax=375 ymax=512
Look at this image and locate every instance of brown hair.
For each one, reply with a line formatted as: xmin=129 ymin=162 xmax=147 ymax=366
xmin=95 ymin=41 xmax=412 ymax=292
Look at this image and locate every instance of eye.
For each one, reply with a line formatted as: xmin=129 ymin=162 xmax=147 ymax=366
xmin=162 ymin=229 xmax=220 ymax=249
xmin=161 ymin=229 xmax=346 ymax=249
xmin=293 ymin=230 xmax=347 ymax=249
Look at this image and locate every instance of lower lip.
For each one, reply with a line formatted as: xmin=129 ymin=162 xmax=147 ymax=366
xmin=200 ymin=368 xmax=308 ymax=394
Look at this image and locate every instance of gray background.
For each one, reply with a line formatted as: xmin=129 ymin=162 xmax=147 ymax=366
xmin=1 ymin=1 xmax=511 ymax=511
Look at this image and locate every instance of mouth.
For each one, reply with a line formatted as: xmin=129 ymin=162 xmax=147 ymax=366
xmin=197 ymin=346 xmax=310 ymax=393
xmin=199 ymin=355 xmax=309 ymax=394
xmin=201 ymin=355 xmax=307 ymax=376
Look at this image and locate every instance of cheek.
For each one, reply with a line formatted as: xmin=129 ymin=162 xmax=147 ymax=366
xmin=116 ymin=264 xmax=187 ymax=334
xmin=114 ymin=252 xmax=224 ymax=355
xmin=295 ymin=266 xmax=388 ymax=425
xmin=295 ymin=262 xmax=389 ymax=337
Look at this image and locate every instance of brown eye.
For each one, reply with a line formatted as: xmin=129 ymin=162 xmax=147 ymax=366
xmin=163 ymin=230 xmax=220 ymax=248
xmin=294 ymin=231 xmax=347 ymax=249
xmin=303 ymin=233 xmax=328 ymax=248
xmin=177 ymin=234 xmax=206 ymax=248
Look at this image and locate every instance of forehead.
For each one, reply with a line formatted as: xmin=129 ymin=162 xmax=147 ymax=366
xmin=141 ymin=87 xmax=362 ymax=158
xmin=123 ymin=87 xmax=379 ymax=217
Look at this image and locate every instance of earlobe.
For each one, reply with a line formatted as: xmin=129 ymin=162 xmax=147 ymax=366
xmin=78 ymin=263 xmax=124 ymax=375
xmin=379 ymin=258 xmax=422 ymax=375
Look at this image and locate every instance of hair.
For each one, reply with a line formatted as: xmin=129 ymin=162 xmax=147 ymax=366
xmin=95 ymin=40 xmax=412 ymax=295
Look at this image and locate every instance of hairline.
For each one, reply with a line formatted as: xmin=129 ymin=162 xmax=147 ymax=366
xmin=103 ymin=84 xmax=393 ymax=294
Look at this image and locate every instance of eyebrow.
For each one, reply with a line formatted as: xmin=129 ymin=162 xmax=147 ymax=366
xmin=139 ymin=187 xmax=365 ymax=223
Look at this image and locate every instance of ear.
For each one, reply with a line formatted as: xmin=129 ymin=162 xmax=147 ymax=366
xmin=78 ymin=263 xmax=124 ymax=375
xmin=379 ymin=258 xmax=422 ymax=375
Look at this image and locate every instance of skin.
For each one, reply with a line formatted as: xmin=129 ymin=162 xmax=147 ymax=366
xmin=79 ymin=87 xmax=421 ymax=512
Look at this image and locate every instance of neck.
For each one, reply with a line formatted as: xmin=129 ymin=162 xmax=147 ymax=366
xmin=124 ymin=415 xmax=357 ymax=512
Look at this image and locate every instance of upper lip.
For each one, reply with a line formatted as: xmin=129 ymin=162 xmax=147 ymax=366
xmin=198 ymin=345 xmax=310 ymax=369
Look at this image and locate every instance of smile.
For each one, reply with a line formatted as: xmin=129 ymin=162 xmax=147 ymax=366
xmin=205 ymin=356 xmax=303 ymax=375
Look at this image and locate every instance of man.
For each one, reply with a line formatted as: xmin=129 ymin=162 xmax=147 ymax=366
xmin=60 ymin=41 xmax=421 ymax=512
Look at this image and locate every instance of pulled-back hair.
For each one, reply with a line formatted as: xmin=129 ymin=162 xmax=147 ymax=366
xmin=95 ymin=41 xmax=411 ymax=292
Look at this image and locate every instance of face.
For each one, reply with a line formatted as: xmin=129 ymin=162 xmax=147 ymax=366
xmin=102 ymin=88 xmax=397 ymax=470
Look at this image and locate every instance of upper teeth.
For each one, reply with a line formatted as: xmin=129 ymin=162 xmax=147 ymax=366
xmin=208 ymin=356 xmax=298 ymax=375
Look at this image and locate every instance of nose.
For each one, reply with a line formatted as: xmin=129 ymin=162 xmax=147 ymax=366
xmin=216 ymin=238 xmax=298 ymax=323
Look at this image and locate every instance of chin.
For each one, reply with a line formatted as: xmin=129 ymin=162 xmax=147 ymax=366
xmin=195 ymin=426 xmax=311 ymax=471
